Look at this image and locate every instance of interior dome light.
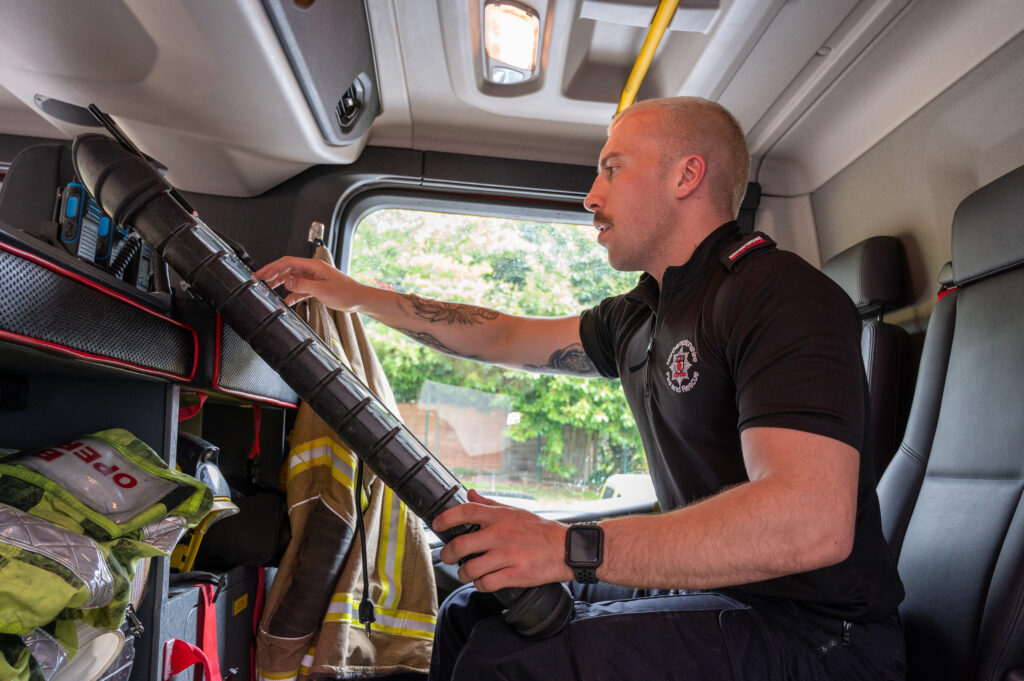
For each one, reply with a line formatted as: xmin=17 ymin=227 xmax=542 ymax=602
xmin=484 ymin=1 xmax=540 ymax=74
xmin=490 ymin=66 xmax=528 ymax=84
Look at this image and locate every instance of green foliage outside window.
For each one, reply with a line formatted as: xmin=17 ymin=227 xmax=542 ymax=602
xmin=351 ymin=209 xmax=644 ymax=487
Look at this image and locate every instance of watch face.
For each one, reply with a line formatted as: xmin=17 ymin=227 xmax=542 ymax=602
xmin=567 ymin=525 xmax=602 ymax=566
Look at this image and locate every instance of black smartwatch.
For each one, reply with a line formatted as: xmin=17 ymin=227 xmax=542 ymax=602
xmin=565 ymin=521 xmax=603 ymax=583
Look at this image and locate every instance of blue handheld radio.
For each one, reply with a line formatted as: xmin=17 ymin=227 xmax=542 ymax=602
xmin=85 ymin=196 xmax=114 ymax=264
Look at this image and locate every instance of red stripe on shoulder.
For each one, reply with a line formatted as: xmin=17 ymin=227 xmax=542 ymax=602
xmin=728 ymin=236 xmax=767 ymax=261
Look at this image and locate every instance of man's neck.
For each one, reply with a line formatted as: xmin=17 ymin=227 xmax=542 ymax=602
xmin=649 ymin=220 xmax=727 ymax=286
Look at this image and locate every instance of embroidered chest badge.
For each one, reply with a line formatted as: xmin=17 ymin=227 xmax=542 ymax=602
xmin=666 ymin=339 xmax=699 ymax=393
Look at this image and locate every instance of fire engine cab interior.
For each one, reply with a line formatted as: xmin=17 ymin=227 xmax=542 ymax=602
xmin=0 ymin=1 xmax=1023 ymax=680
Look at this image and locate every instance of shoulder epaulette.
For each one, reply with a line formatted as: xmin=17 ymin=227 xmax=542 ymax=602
xmin=719 ymin=232 xmax=776 ymax=270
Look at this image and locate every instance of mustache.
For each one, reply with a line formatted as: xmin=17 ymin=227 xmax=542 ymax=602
xmin=593 ymin=212 xmax=613 ymax=228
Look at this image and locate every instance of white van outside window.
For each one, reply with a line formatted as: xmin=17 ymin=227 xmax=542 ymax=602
xmin=350 ymin=207 xmax=653 ymax=511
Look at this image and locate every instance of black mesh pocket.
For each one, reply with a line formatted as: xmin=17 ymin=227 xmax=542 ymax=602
xmin=217 ymin=319 xmax=298 ymax=405
xmin=0 ymin=246 xmax=195 ymax=378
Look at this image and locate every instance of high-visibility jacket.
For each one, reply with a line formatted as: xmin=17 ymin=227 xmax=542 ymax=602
xmin=255 ymin=246 xmax=437 ymax=681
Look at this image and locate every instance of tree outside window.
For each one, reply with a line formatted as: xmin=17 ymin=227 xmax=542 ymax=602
xmin=351 ymin=208 xmax=647 ymax=508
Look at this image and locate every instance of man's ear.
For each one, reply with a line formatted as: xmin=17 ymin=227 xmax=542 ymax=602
xmin=673 ymin=155 xmax=708 ymax=200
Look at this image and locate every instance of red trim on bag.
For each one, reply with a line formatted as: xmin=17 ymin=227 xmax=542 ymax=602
xmin=215 ymin=386 xmax=299 ymax=408
xmin=212 ymin=314 xmax=224 ymax=387
xmin=0 ymin=241 xmax=198 ymax=380
xmin=0 ymin=328 xmax=195 ymax=382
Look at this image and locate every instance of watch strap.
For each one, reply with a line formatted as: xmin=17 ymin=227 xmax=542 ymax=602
xmin=572 ymin=565 xmax=599 ymax=584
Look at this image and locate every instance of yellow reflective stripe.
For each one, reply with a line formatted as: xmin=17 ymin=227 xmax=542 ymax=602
xmin=289 ymin=435 xmax=346 ymax=460
xmin=326 ymin=593 xmax=436 ymax=640
xmin=289 ymin=436 xmax=357 ymax=470
xmin=298 ymin=646 xmax=315 ymax=676
xmin=255 ymin=644 xmax=315 ymax=680
xmin=375 ymin=487 xmax=410 ymax=610
xmin=330 ymin=593 xmax=437 ymax=625
xmin=291 ymin=456 xmax=354 ymax=490
xmin=328 ymin=336 xmax=343 ymax=357
xmin=323 ymin=613 xmax=435 ymax=641
xmin=287 ymin=437 xmax=355 ymax=488
xmin=376 ymin=486 xmax=394 ymax=607
xmin=385 ymin=491 xmax=407 ymax=609
xmin=396 ymin=496 xmax=408 ymax=586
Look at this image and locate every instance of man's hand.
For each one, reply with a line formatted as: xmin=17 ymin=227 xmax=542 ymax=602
xmin=256 ymin=256 xmax=366 ymax=310
xmin=433 ymin=490 xmax=573 ymax=592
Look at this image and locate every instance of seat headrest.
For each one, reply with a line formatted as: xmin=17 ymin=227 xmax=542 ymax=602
xmin=937 ymin=261 xmax=954 ymax=288
xmin=0 ymin=143 xmax=74 ymax=235
xmin=822 ymin=235 xmax=911 ymax=316
xmin=952 ymin=164 xmax=1024 ymax=285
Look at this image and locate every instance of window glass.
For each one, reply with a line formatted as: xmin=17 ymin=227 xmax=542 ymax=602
xmin=350 ymin=208 xmax=651 ymax=511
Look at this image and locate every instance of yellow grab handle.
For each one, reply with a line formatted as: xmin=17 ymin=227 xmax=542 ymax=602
xmin=616 ymin=0 xmax=681 ymax=115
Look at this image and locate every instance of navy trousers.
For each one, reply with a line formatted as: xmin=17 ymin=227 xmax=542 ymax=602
xmin=429 ymin=583 xmax=906 ymax=680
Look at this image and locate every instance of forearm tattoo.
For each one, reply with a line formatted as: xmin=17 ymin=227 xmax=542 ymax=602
xmin=524 ymin=343 xmax=599 ymax=376
xmin=396 ymin=327 xmax=481 ymax=360
xmin=407 ymin=294 xmax=499 ymax=325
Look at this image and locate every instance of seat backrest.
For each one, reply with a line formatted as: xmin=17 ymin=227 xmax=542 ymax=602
xmin=877 ymin=164 xmax=1024 ymax=681
xmin=823 ymin=236 xmax=913 ymax=477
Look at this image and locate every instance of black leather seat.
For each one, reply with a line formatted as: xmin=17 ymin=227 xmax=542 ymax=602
xmin=877 ymin=164 xmax=1024 ymax=680
xmin=823 ymin=236 xmax=913 ymax=477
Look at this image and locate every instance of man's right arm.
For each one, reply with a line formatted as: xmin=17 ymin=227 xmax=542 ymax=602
xmin=255 ymin=256 xmax=600 ymax=377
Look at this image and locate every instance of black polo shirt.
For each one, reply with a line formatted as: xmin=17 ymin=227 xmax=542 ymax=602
xmin=579 ymin=222 xmax=904 ymax=621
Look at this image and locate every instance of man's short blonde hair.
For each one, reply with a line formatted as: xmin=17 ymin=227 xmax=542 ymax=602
xmin=612 ymin=97 xmax=750 ymax=218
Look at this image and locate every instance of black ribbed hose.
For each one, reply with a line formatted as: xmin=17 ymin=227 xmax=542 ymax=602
xmin=71 ymin=133 xmax=574 ymax=639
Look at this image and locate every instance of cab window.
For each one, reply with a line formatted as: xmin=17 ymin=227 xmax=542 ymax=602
xmin=349 ymin=207 xmax=651 ymax=510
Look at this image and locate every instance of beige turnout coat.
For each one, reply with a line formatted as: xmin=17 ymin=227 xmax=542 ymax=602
xmin=256 ymin=246 xmax=437 ymax=680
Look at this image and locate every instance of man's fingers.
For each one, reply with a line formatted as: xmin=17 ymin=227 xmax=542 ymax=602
xmin=432 ymin=503 xmax=466 ymax=534
xmin=435 ymin=499 xmax=569 ymax=589
xmin=282 ymin=291 xmax=314 ymax=307
xmin=260 ymin=268 xmax=327 ymax=305
xmin=260 ymin=270 xmax=290 ymax=289
xmin=432 ymin=490 xmax=509 ymax=537
xmin=459 ymin=554 xmax=550 ymax=592
xmin=255 ymin=256 xmax=358 ymax=313
xmin=432 ymin=499 xmax=495 ymax=534
xmin=257 ymin=266 xmax=302 ymax=291
xmin=256 ymin=256 xmax=327 ymax=284
xmin=254 ymin=256 xmax=299 ymax=280
xmin=466 ymin=489 xmax=507 ymax=508
xmin=456 ymin=550 xmax=512 ymax=586
xmin=439 ymin=523 xmax=502 ymax=565
xmin=473 ymin=568 xmax=521 ymax=593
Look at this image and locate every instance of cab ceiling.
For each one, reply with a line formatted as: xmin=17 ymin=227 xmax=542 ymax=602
xmin=0 ymin=0 xmax=1021 ymax=197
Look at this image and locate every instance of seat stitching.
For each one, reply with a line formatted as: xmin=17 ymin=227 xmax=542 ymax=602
xmin=897 ymin=442 xmax=927 ymax=466
xmin=981 ymin=489 xmax=1024 ymax=680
